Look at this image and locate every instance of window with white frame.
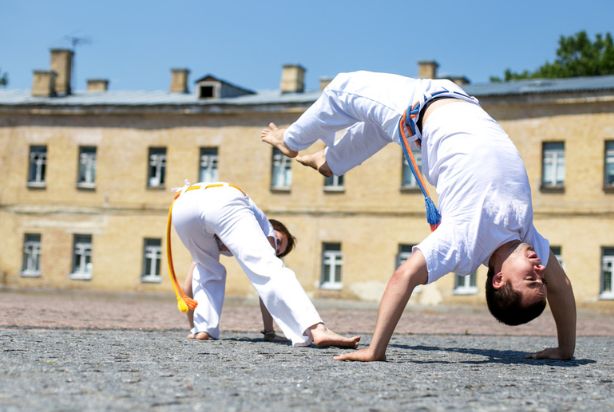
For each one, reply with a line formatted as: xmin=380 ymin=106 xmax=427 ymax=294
xmin=320 ymin=243 xmax=342 ymax=289
xmin=147 ymin=147 xmax=167 ymax=188
xmin=600 ymin=247 xmax=614 ymax=300
xmin=77 ymin=146 xmax=97 ymax=189
xmin=324 ymin=174 xmax=344 ymax=191
xmin=605 ymin=141 xmax=614 ymax=189
xmin=454 ymin=272 xmax=478 ymax=295
xmin=542 ymin=142 xmax=565 ymax=189
xmin=70 ymin=234 xmax=92 ymax=280
xmin=271 ymin=148 xmax=292 ymax=190
xmin=27 ymin=145 xmax=47 ymax=188
xmin=21 ymin=233 xmax=42 ymax=277
xmin=199 ymin=147 xmax=219 ymax=183
xmin=401 ymin=150 xmax=422 ymax=190
xmin=551 ymin=245 xmax=563 ymax=268
xmin=142 ymin=238 xmax=162 ymax=283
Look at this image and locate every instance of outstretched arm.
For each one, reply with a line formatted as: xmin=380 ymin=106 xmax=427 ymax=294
xmin=335 ymin=250 xmax=428 ymax=361
xmin=529 ymin=251 xmax=576 ymax=360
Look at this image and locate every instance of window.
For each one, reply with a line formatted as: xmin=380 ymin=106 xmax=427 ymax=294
xmin=396 ymin=244 xmax=414 ymax=267
xmin=199 ymin=147 xmax=219 ymax=183
xmin=320 ymin=243 xmax=342 ymax=290
xmin=27 ymin=145 xmax=47 ymax=188
xmin=199 ymin=85 xmax=215 ymax=99
xmin=70 ymin=234 xmax=92 ymax=280
xmin=271 ymin=148 xmax=292 ymax=191
xmin=541 ymin=142 xmax=565 ymax=190
xmin=142 ymin=238 xmax=162 ymax=283
xmin=454 ymin=272 xmax=477 ymax=295
xmin=600 ymin=247 xmax=614 ymax=300
xmin=551 ymin=245 xmax=563 ymax=268
xmin=77 ymin=146 xmax=97 ymax=189
xmin=324 ymin=174 xmax=344 ymax=192
xmin=401 ymin=150 xmax=422 ymax=190
xmin=605 ymin=141 xmax=614 ymax=190
xmin=147 ymin=147 xmax=167 ymax=188
xmin=21 ymin=233 xmax=42 ymax=277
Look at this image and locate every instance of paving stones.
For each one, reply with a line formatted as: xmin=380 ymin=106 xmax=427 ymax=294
xmin=1 ymin=329 xmax=613 ymax=411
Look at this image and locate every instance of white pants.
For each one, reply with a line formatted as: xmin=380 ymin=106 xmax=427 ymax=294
xmin=171 ymin=185 xmax=322 ymax=346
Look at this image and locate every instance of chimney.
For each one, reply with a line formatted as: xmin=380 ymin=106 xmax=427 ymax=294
xmin=31 ymin=70 xmax=56 ymax=97
xmin=447 ymin=76 xmax=470 ymax=87
xmin=418 ymin=60 xmax=439 ymax=79
xmin=319 ymin=76 xmax=332 ymax=91
xmin=280 ymin=64 xmax=305 ymax=94
xmin=170 ymin=68 xmax=190 ymax=94
xmin=87 ymin=79 xmax=109 ymax=93
xmin=50 ymin=48 xmax=74 ymax=95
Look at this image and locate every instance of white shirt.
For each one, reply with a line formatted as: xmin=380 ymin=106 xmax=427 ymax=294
xmin=414 ymin=101 xmax=550 ymax=283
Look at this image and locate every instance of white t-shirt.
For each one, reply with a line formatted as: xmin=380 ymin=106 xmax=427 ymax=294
xmin=414 ymin=101 xmax=550 ymax=283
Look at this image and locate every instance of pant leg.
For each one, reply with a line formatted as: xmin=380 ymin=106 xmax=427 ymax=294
xmin=325 ymin=121 xmax=391 ymax=176
xmin=191 ymin=263 xmax=226 ymax=338
xmin=209 ymin=194 xmax=323 ymax=346
xmin=172 ymin=189 xmax=228 ymax=338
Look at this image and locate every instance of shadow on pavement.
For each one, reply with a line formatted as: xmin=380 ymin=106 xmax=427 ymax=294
xmin=389 ymin=344 xmax=596 ymax=366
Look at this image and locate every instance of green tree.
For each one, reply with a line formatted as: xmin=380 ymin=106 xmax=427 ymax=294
xmin=491 ymin=31 xmax=614 ymax=82
xmin=0 ymin=68 xmax=7 ymax=87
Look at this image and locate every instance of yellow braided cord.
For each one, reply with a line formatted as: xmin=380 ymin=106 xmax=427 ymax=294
xmin=166 ymin=199 xmax=198 ymax=313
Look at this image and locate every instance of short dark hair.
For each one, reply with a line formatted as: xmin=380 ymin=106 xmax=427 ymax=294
xmin=485 ymin=265 xmax=546 ymax=326
xmin=268 ymin=219 xmax=296 ymax=258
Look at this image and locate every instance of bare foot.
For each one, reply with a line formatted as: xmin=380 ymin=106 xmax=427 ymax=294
xmin=334 ymin=348 xmax=386 ymax=362
xmin=260 ymin=122 xmax=298 ymax=158
xmin=308 ymin=323 xmax=360 ymax=348
xmin=296 ymin=149 xmax=333 ymax=177
xmin=190 ymin=332 xmax=210 ymax=341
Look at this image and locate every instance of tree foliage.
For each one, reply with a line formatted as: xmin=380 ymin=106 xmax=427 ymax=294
xmin=491 ymin=31 xmax=614 ymax=82
xmin=0 ymin=68 xmax=7 ymax=87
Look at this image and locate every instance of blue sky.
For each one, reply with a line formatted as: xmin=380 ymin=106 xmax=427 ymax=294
xmin=2 ymin=0 xmax=613 ymax=92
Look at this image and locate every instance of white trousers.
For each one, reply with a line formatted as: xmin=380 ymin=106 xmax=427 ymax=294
xmin=171 ymin=185 xmax=322 ymax=346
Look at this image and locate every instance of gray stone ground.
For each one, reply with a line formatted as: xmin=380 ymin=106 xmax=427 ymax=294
xmin=1 ymin=290 xmax=613 ymax=411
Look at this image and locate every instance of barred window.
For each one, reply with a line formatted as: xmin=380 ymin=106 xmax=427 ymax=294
xmin=70 ymin=234 xmax=93 ymax=280
xmin=320 ymin=243 xmax=342 ymax=290
xmin=142 ymin=238 xmax=162 ymax=283
xmin=148 ymin=147 xmax=167 ymax=188
xmin=28 ymin=145 xmax=47 ymax=188
xmin=199 ymin=147 xmax=219 ymax=183
xmin=21 ymin=233 xmax=42 ymax=277
xmin=77 ymin=146 xmax=97 ymax=189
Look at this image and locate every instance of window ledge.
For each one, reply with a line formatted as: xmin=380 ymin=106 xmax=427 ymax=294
xmin=141 ymin=275 xmax=162 ymax=284
xmin=400 ymin=186 xmax=422 ymax=193
xmin=69 ymin=273 xmax=92 ymax=281
xmin=77 ymin=183 xmax=96 ymax=190
xmin=147 ymin=186 xmax=166 ymax=190
xmin=323 ymin=187 xmax=345 ymax=193
xmin=270 ymin=187 xmax=291 ymax=193
xmin=319 ymin=283 xmax=342 ymax=291
xmin=27 ymin=182 xmax=46 ymax=189
xmin=599 ymin=292 xmax=614 ymax=300
xmin=603 ymin=186 xmax=614 ymax=194
xmin=21 ymin=271 xmax=41 ymax=278
xmin=453 ymin=287 xmax=478 ymax=295
xmin=539 ymin=186 xmax=565 ymax=194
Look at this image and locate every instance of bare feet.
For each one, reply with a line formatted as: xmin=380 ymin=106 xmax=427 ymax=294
xmin=334 ymin=348 xmax=386 ymax=362
xmin=187 ymin=332 xmax=210 ymax=340
xmin=296 ymin=149 xmax=333 ymax=177
xmin=308 ymin=323 xmax=360 ymax=348
xmin=260 ymin=122 xmax=298 ymax=158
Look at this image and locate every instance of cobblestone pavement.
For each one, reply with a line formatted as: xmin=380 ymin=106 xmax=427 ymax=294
xmin=1 ymin=289 xmax=613 ymax=411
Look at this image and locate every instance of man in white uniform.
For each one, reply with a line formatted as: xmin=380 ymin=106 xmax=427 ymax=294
xmin=261 ymin=71 xmax=576 ymax=362
xmin=171 ymin=181 xmax=360 ymax=348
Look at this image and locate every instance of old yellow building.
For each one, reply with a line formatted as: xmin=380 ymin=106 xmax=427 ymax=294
xmin=1 ymin=50 xmax=613 ymax=307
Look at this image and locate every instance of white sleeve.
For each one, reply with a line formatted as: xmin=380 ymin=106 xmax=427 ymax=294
xmin=523 ymin=224 xmax=551 ymax=267
xmin=325 ymin=121 xmax=391 ymax=176
xmin=414 ymin=222 xmax=461 ymax=284
xmin=248 ymin=198 xmax=274 ymax=238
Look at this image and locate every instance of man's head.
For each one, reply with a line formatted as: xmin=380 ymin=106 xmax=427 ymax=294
xmin=269 ymin=219 xmax=296 ymax=258
xmin=485 ymin=241 xmax=547 ymax=326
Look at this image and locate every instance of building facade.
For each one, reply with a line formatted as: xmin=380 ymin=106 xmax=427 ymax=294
xmin=1 ymin=51 xmax=614 ymax=307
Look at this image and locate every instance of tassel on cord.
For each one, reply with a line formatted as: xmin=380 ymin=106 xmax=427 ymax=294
xmin=398 ymin=109 xmax=441 ymax=232
xmin=166 ymin=198 xmax=198 ymax=313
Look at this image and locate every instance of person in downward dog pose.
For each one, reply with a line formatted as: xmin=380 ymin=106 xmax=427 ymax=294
xmin=169 ymin=181 xmax=360 ymax=348
xmin=183 ymin=219 xmax=296 ymax=342
xmin=261 ymin=71 xmax=576 ymax=361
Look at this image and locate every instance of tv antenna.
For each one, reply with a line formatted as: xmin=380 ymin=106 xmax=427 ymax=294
xmin=63 ymin=33 xmax=93 ymax=92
